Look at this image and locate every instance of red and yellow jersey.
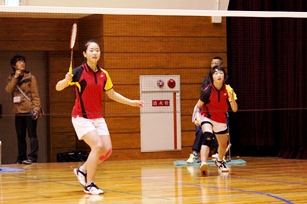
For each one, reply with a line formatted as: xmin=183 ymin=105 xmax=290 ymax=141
xmin=200 ymin=84 xmax=236 ymax=123
xmin=71 ymin=63 xmax=113 ymax=119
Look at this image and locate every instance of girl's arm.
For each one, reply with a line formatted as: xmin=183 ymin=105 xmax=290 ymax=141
xmin=55 ymin=72 xmax=72 ymax=91
xmin=195 ymin=99 xmax=204 ymax=125
xmin=230 ymin=100 xmax=238 ymax=112
xmin=228 ymin=89 xmax=238 ymax=112
xmin=106 ymin=88 xmax=144 ymax=107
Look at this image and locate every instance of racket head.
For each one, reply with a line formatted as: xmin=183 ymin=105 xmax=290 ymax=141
xmin=70 ymin=23 xmax=77 ymax=49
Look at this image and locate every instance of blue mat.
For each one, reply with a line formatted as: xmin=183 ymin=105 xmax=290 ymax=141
xmin=0 ymin=167 xmax=25 ymax=173
xmin=174 ymin=159 xmax=246 ymax=166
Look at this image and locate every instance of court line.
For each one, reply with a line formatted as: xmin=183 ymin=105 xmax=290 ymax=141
xmin=133 ymin=176 xmax=295 ymax=204
xmin=1 ymin=164 xmax=301 ymax=203
xmin=2 ymin=173 xmax=172 ymax=201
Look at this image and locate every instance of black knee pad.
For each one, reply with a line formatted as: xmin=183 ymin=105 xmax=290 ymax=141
xmin=202 ymin=132 xmax=214 ymax=146
xmin=210 ymin=136 xmax=218 ymax=154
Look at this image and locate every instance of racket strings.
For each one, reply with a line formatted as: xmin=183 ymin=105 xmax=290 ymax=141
xmin=70 ymin=23 xmax=77 ymax=49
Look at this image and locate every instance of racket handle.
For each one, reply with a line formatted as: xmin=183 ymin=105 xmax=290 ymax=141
xmin=69 ymin=66 xmax=72 ymax=74
xmin=226 ymin=143 xmax=232 ymax=153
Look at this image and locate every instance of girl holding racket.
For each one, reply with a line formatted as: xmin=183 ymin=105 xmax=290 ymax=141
xmin=195 ymin=66 xmax=238 ymax=174
xmin=55 ymin=39 xmax=145 ymax=195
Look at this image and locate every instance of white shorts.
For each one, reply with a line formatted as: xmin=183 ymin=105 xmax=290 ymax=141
xmin=200 ymin=116 xmax=227 ymax=133
xmin=72 ymin=116 xmax=110 ymax=140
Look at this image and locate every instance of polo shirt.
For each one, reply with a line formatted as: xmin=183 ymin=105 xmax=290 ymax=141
xmin=71 ymin=63 xmax=113 ymax=119
xmin=200 ymin=84 xmax=229 ymax=123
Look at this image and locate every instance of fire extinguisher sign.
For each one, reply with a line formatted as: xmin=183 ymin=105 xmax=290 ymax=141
xmin=152 ymin=100 xmax=170 ymax=106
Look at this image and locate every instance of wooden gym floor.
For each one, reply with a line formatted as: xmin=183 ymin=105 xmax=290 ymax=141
xmin=0 ymin=157 xmax=306 ymax=204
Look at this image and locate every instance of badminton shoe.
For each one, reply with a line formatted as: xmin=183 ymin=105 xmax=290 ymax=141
xmin=200 ymin=162 xmax=208 ymax=175
xmin=211 ymin=153 xmax=218 ymax=160
xmin=215 ymin=159 xmax=229 ymax=172
xmin=84 ymin=182 xmax=104 ymax=195
xmin=212 ymin=154 xmax=226 ymax=162
xmin=186 ymin=154 xmax=200 ymax=163
xmin=22 ymin=158 xmax=34 ymax=165
xmin=13 ymin=160 xmax=23 ymax=164
xmin=74 ymin=167 xmax=87 ymax=187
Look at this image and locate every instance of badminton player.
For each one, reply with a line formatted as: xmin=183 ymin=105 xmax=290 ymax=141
xmin=55 ymin=39 xmax=145 ymax=195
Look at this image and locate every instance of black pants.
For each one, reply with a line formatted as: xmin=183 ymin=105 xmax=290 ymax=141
xmin=15 ymin=114 xmax=39 ymax=162
xmin=192 ymin=125 xmax=203 ymax=152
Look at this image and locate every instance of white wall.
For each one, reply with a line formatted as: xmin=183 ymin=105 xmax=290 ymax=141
xmin=0 ymin=51 xmax=47 ymax=164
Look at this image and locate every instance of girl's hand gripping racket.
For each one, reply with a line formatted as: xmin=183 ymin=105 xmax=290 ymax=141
xmin=68 ymin=23 xmax=81 ymax=92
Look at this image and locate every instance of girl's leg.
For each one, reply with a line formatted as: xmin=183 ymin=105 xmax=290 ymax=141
xmin=81 ymin=130 xmax=112 ymax=184
xmin=199 ymin=123 xmax=213 ymax=174
xmin=200 ymin=123 xmax=213 ymax=163
xmin=200 ymin=145 xmax=210 ymax=163
xmin=215 ymin=133 xmax=228 ymax=161
xmin=214 ymin=133 xmax=229 ymax=172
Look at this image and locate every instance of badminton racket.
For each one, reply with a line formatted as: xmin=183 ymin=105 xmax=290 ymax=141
xmin=69 ymin=23 xmax=77 ymax=74
xmin=68 ymin=23 xmax=80 ymax=91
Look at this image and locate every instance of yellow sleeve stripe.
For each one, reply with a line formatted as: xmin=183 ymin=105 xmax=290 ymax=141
xmin=101 ymin=69 xmax=113 ymax=91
